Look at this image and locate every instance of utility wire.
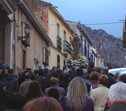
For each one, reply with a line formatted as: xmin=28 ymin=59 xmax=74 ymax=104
xmin=85 ymin=21 xmax=124 ymax=25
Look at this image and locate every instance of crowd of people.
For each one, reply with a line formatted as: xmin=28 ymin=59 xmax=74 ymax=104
xmin=0 ymin=63 xmax=126 ymax=111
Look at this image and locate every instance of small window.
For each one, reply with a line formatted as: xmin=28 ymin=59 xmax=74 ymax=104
xmin=57 ymin=23 xmax=60 ymax=36
xmin=42 ymin=47 xmax=49 ymax=66
xmin=57 ymin=55 xmax=60 ymax=68
xmin=64 ymin=31 xmax=66 ymax=41
xmin=22 ymin=49 xmax=26 ymax=69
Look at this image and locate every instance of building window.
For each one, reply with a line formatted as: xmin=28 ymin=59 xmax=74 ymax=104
xmin=34 ymin=58 xmax=39 ymax=70
xmin=57 ymin=23 xmax=60 ymax=36
xmin=87 ymin=44 xmax=90 ymax=58
xmin=57 ymin=54 xmax=60 ymax=68
xmin=82 ymin=39 xmax=85 ymax=55
xmin=22 ymin=49 xmax=26 ymax=69
xmin=80 ymin=35 xmax=83 ymax=54
xmin=89 ymin=50 xmax=95 ymax=63
xmin=57 ymin=23 xmax=62 ymax=51
xmin=63 ymin=31 xmax=67 ymax=51
xmin=84 ymin=40 xmax=87 ymax=56
xmin=42 ymin=47 xmax=49 ymax=66
xmin=64 ymin=31 xmax=66 ymax=40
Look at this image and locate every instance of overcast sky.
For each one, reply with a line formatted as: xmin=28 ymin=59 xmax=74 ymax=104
xmin=44 ymin=0 xmax=126 ymax=38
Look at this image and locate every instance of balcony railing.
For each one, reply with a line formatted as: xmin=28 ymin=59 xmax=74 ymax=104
xmin=57 ymin=35 xmax=62 ymax=51
xmin=63 ymin=40 xmax=72 ymax=54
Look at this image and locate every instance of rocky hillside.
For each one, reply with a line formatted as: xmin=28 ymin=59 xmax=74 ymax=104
xmin=82 ymin=24 xmax=126 ymax=68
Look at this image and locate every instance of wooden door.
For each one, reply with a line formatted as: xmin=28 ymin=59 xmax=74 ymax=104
xmin=0 ymin=26 xmax=5 ymax=64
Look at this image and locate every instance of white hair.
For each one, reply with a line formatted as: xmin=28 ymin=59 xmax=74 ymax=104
xmin=108 ymin=82 xmax=126 ymax=103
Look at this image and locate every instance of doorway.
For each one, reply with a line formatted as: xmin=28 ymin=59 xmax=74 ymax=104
xmin=0 ymin=11 xmax=5 ymax=64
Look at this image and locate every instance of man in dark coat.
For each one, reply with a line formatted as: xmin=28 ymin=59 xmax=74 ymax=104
xmin=0 ymin=64 xmax=19 ymax=95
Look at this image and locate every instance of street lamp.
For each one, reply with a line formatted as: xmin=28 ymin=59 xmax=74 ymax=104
xmin=18 ymin=22 xmax=31 ymax=47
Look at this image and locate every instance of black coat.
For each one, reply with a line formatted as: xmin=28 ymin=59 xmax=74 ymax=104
xmin=0 ymin=73 xmax=19 ymax=95
xmin=107 ymin=103 xmax=126 ymax=111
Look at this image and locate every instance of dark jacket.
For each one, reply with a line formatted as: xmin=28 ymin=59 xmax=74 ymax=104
xmin=107 ymin=103 xmax=126 ymax=111
xmin=45 ymin=86 xmax=65 ymax=100
xmin=60 ymin=96 xmax=94 ymax=111
xmin=0 ymin=73 xmax=19 ymax=95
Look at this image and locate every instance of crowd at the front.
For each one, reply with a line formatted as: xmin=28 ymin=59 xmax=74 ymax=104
xmin=0 ymin=64 xmax=126 ymax=111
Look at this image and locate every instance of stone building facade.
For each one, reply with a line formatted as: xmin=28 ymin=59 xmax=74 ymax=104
xmin=39 ymin=1 xmax=74 ymax=69
xmin=0 ymin=0 xmax=51 ymax=73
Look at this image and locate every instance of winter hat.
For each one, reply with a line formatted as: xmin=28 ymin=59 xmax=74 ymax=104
xmin=2 ymin=64 xmax=8 ymax=69
xmin=108 ymin=82 xmax=126 ymax=102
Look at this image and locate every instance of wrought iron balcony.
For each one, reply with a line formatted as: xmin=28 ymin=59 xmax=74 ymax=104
xmin=63 ymin=40 xmax=72 ymax=54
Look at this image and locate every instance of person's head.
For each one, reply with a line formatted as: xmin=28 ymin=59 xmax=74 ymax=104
xmin=25 ymin=81 xmax=43 ymax=102
xmin=2 ymin=64 xmax=8 ymax=74
xmin=23 ymin=97 xmax=63 ymax=111
xmin=8 ymin=69 xmax=13 ymax=74
xmin=90 ymin=72 xmax=99 ymax=88
xmin=76 ymin=68 xmax=83 ymax=77
xmin=48 ymin=88 xmax=59 ymax=100
xmin=101 ymin=68 xmax=108 ymax=75
xmin=28 ymin=81 xmax=42 ymax=94
xmin=7 ymin=92 xmax=25 ymax=109
xmin=23 ymin=71 xmax=32 ymax=79
xmin=107 ymin=82 xmax=126 ymax=106
xmin=50 ymin=77 xmax=59 ymax=86
xmin=93 ymin=67 xmax=101 ymax=73
xmin=118 ymin=74 xmax=126 ymax=83
xmin=52 ymin=66 xmax=56 ymax=71
xmin=90 ymin=72 xmax=99 ymax=82
xmin=67 ymin=77 xmax=88 ymax=111
xmin=98 ymin=74 xmax=109 ymax=87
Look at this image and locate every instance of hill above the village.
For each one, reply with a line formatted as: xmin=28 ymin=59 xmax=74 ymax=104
xmin=82 ymin=24 xmax=126 ymax=68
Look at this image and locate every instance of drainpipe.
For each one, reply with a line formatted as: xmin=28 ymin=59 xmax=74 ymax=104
xmin=13 ymin=0 xmax=16 ymax=72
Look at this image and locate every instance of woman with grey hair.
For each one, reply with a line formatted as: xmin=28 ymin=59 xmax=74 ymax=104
xmin=107 ymin=81 xmax=126 ymax=111
xmin=60 ymin=77 xmax=94 ymax=111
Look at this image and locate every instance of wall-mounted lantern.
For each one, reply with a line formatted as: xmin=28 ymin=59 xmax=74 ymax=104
xmin=18 ymin=21 xmax=30 ymax=47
